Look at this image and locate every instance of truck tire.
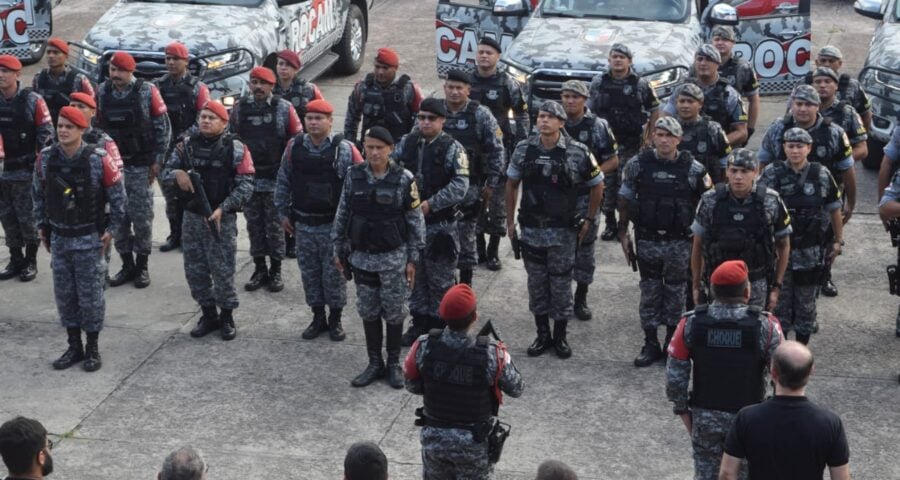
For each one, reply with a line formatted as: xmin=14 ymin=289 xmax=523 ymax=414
xmin=332 ymin=4 xmax=365 ymax=75
xmin=21 ymin=40 xmax=47 ymax=66
xmin=863 ymin=137 xmax=886 ymax=170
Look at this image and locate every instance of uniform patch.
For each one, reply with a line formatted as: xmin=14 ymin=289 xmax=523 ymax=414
xmin=702 ymin=173 xmax=712 ymax=189
xmin=486 ymin=89 xmax=499 ymax=101
xmin=816 ymin=146 xmax=827 ymax=158
xmin=495 ymin=126 xmax=503 ymax=140
xmin=409 ymin=181 xmax=421 ymax=209
xmin=733 ymin=213 xmax=744 ymax=221
xmin=707 ymin=328 xmax=742 ymax=348
xmin=457 ymin=150 xmax=470 ymax=176
xmin=579 ymin=130 xmax=589 ymax=142
xmin=803 ymin=183 xmax=815 ymax=196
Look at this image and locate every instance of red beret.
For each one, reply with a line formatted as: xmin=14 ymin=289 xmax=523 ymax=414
xmin=69 ymin=92 xmax=96 ymax=109
xmin=305 ymin=99 xmax=333 ymax=115
xmin=110 ymin=51 xmax=136 ymax=72
xmin=201 ymin=100 xmax=229 ymax=122
xmin=250 ymin=66 xmax=276 ymax=84
xmin=58 ymin=106 xmax=89 ymax=129
xmin=277 ymin=49 xmax=301 ymax=69
xmin=0 ymin=55 xmax=22 ymax=72
xmin=47 ymin=37 xmax=69 ymax=55
xmin=165 ymin=41 xmax=190 ymax=60
xmin=375 ymin=47 xmax=399 ymax=68
xmin=439 ymin=284 xmax=477 ymax=321
xmin=711 ymin=260 xmax=749 ymax=286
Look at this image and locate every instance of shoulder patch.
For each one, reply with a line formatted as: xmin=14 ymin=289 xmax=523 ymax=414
xmin=409 ymin=180 xmax=421 ymax=209
xmin=456 ymin=149 xmax=470 ymax=176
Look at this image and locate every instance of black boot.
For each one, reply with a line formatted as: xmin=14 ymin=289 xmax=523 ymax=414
xmin=895 ymin=305 xmax=900 ymax=338
xmin=600 ymin=212 xmax=618 ymax=241
xmin=220 ymin=308 xmax=236 ymax=340
xmin=109 ymin=253 xmax=136 ymax=287
xmin=385 ymin=323 xmax=404 ymax=389
xmin=821 ymin=269 xmax=837 ymax=297
xmin=553 ymin=321 xmax=572 ymax=359
xmin=267 ymin=258 xmax=284 ymax=292
xmin=83 ymin=331 xmax=102 ymax=372
xmin=486 ymin=235 xmax=502 ymax=271
xmin=401 ymin=315 xmax=425 ymax=347
xmin=459 ymin=268 xmax=473 ymax=286
xmin=244 ymin=257 xmax=269 ymax=291
xmin=527 ymin=315 xmax=553 ymax=357
xmin=634 ymin=328 xmax=663 ymax=367
xmin=352 ymin=320 xmax=386 ymax=387
xmin=302 ymin=306 xmax=328 ymax=340
xmin=190 ymin=306 xmax=220 ymax=338
xmin=574 ymin=283 xmax=592 ymax=321
xmin=477 ymin=234 xmax=487 ymax=264
xmin=796 ymin=333 xmax=811 ymax=345
xmin=285 ymin=232 xmax=297 ymax=259
xmin=53 ymin=328 xmax=84 ymax=370
xmin=0 ymin=247 xmax=23 ymax=280
xmin=133 ymin=254 xmax=151 ymax=288
xmin=662 ymin=325 xmax=676 ymax=357
xmin=159 ymin=219 xmax=181 ymax=252
xmin=328 ymin=308 xmax=346 ymax=341
xmin=18 ymin=244 xmax=37 ymax=282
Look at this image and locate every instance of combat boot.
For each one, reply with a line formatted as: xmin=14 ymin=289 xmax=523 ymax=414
xmin=352 ymin=320 xmax=385 ymax=387
xmin=600 ymin=212 xmax=618 ymax=241
xmin=220 ymin=308 xmax=236 ymax=341
xmin=477 ymin=234 xmax=487 ymax=264
xmin=159 ymin=219 xmax=181 ymax=252
xmin=190 ymin=305 xmax=220 ymax=338
xmin=328 ymin=308 xmax=346 ymax=341
xmin=285 ymin=232 xmax=297 ymax=259
xmin=267 ymin=258 xmax=284 ymax=292
xmin=18 ymin=243 xmax=38 ymax=282
xmin=83 ymin=332 xmax=102 ymax=372
xmin=662 ymin=324 xmax=676 ymax=357
xmin=302 ymin=306 xmax=328 ymax=340
xmin=796 ymin=333 xmax=811 ymax=345
xmin=385 ymin=323 xmax=404 ymax=389
xmin=574 ymin=283 xmax=592 ymax=321
xmin=109 ymin=252 xmax=136 ymax=287
xmin=527 ymin=314 xmax=553 ymax=357
xmin=133 ymin=253 xmax=151 ymax=288
xmin=821 ymin=269 xmax=838 ymax=297
xmin=459 ymin=268 xmax=473 ymax=286
xmin=0 ymin=247 xmax=24 ymax=280
xmin=401 ymin=315 xmax=425 ymax=347
xmin=486 ymin=235 xmax=502 ymax=271
xmin=52 ymin=328 xmax=84 ymax=370
xmin=895 ymin=305 xmax=900 ymax=338
xmin=244 ymin=257 xmax=269 ymax=291
xmin=634 ymin=328 xmax=663 ymax=367
xmin=553 ymin=321 xmax=572 ymax=359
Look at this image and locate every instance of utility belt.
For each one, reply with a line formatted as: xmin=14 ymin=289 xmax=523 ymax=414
xmin=518 ymin=212 xmax=578 ymax=229
xmin=51 ymin=223 xmax=101 ymax=238
xmin=635 ymin=227 xmax=689 ymax=242
xmin=291 ymin=209 xmax=335 ymax=226
xmin=425 ymin=206 xmax=460 ymax=226
xmin=414 ymin=407 xmax=510 ymax=464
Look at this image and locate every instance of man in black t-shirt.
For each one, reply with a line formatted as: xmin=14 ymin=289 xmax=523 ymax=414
xmin=720 ymin=341 xmax=850 ymax=480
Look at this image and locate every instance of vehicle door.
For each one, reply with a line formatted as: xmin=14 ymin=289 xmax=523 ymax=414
xmin=435 ymin=0 xmax=532 ymax=75
xmin=0 ymin=0 xmax=51 ymax=62
xmin=274 ymin=0 xmax=347 ymax=67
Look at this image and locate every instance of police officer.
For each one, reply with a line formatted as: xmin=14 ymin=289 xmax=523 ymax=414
xmin=759 ymin=128 xmax=843 ymax=344
xmin=758 ymin=85 xmax=854 ymax=298
xmin=811 ymin=45 xmax=872 ymax=133
xmin=392 ymin=98 xmax=470 ymax=346
xmin=229 ymin=66 xmax=303 ymax=293
xmin=561 ymin=79 xmax=619 ymax=321
xmin=155 ymin=41 xmax=211 ymax=253
xmin=275 ymin=99 xmax=362 ymax=342
xmin=672 ymin=83 xmax=732 ymax=183
xmin=810 ymin=67 xmax=868 ymax=163
xmin=878 ymin=126 xmax=900 ymax=201
xmin=96 ymin=51 xmax=172 ymax=288
xmin=331 ymin=126 xmax=426 ymax=388
xmin=588 ymin=43 xmax=660 ymax=241
xmin=691 ymin=149 xmax=792 ymax=310
xmin=708 ymin=26 xmax=760 ymax=142
xmin=666 ymin=260 xmax=784 ymax=480
xmin=32 ymin=37 xmax=95 ymax=126
xmin=506 ymin=101 xmax=604 ymax=359
xmin=404 ymin=283 xmax=524 ymax=480
xmin=33 ymin=106 xmax=127 ymax=372
xmin=344 ymin=47 xmax=423 ymax=145
xmin=471 ymin=36 xmax=529 ymax=271
xmin=618 ymin=117 xmax=712 ymax=367
xmin=440 ymin=69 xmax=504 ymax=286
xmin=163 ymin=100 xmax=255 ymax=341
xmin=877 ymin=126 xmax=900 ymax=337
xmin=0 ymin=55 xmax=54 ymax=282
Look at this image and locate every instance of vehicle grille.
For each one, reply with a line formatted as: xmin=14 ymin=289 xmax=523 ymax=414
xmin=530 ymin=69 xmax=600 ymax=103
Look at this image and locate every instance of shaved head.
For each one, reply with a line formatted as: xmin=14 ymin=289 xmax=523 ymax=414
xmin=772 ymin=340 xmax=814 ymax=390
xmin=535 ymin=460 xmax=578 ymax=480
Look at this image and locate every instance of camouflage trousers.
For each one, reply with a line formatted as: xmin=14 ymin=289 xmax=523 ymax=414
xmin=691 ymin=408 xmax=747 ymax=480
xmin=182 ymin=211 xmax=239 ymax=309
xmin=161 ymin=180 xmax=184 ymax=226
xmin=476 ymin=182 xmax=507 ymax=237
xmin=637 ymin=239 xmax=691 ymax=329
xmin=457 ymin=218 xmax=478 ymax=270
xmin=295 ymin=224 xmax=347 ymax=309
xmin=52 ymin=245 xmax=107 ymax=332
xmin=748 ymin=278 xmax=768 ymax=309
xmin=522 ymin=237 xmax=576 ymax=322
xmin=420 ymin=426 xmax=492 ymax=480
xmin=244 ymin=192 xmax=285 ymax=260
xmin=573 ymin=210 xmax=601 ymax=285
xmin=114 ymin=167 xmax=154 ymax=255
xmin=354 ymin=264 xmax=410 ymax=325
xmin=601 ymin=166 xmax=620 ymax=216
xmin=410 ymin=226 xmax=459 ymax=318
xmin=0 ymin=179 xmax=38 ymax=248
xmin=773 ymin=269 xmax=818 ymax=336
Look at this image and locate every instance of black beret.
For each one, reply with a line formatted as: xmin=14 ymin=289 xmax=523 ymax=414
xmin=420 ymin=97 xmax=448 ymax=117
xmin=445 ymin=69 xmax=472 ymax=84
xmin=364 ymin=126 xmax=394 ymax=146
xmin=479 ymin=36 xmax=502 ymax=54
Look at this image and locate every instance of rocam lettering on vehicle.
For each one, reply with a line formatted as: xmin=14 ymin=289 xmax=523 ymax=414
xmin=732 ymin=34 xmax=811 ymax=79
xmin=289 ymin=0 xmax=339 ymax=53
xmin=0 ymin=0 xmax=36 ymax=46
xmin=435 ymin=20 xmax=514 ymax=68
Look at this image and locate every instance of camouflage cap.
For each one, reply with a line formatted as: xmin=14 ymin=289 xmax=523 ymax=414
xmin=538 ymin=100 xmax=567 ymax=121
xmin=609 ymin=43 xmax=633 ymax=60
xmin=791 ymin=84 xmax=821 ymax=105
xmin=560 ymin=80 xmax=589 ymax=98
xmin=677 ymin=83 xmax=704 ymax=102
xmin=710 ymin=25 xmax=737 ymax=42
xmin=783 ymin=127 xmax=814 ymax=144
xmin=727 ymin=148 xmax=758 ymax=170
xmin=817 ymin=45 xmax=843 ymax=60
xmin=696 ymin=44 xmax=722 ymax=64
xmin=811 ymin=66 xmax=839 ymax=83
xmin=654 ymin=116 xmax=683 ymax=137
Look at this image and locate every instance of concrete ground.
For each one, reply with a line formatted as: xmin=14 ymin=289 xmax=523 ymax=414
xmin=1 ymin=0 xmax=898 ymax=478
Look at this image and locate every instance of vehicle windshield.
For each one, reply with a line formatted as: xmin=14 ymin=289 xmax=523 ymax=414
xmin=894 ymin=0 xmax=900 ymax=23
xmin=541 ymin=0 xmax=688 ymax=22
xmin=128 ymin=0 xmax=261 ymax=6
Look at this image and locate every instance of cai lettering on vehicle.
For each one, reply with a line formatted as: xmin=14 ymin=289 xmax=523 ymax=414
xmin=290 ymin=0 xmax=339 ymax=52
xmin=0 ymin=0 xmax=37 ymax=46
xmin=733 ymin=35 xmax=811 ymax=79
xmin=435 ymin=20 xmax=514 ymax=67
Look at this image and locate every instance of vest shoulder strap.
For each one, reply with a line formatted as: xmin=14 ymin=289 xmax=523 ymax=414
xmin=466 ymin=100 xmax=480 ymax=114
xmin=428 ymin=328 xmax=443 ymax=339
xmin=715 ymin=183 xmax=728 ymax=200
xmin=838 ymin=73 xmax=850 ymax=93
xmin=396 ymin=74 xmax=411 ymax=89
xmin=694 ymin=304 xmax=710 ymax=314
xmin=475 ymin=336 xmax=490 ymax=348
xmin=747 ymin=305 xmax=762 ymax=315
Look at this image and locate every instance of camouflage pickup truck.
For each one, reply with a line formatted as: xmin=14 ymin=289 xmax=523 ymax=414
xmin=70 ymin=0 xmax=373 ymax=106
xmin=0 ymin=0 xmax=52 ymax=64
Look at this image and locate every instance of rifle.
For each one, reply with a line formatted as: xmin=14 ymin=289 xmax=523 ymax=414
xmin=887 ymin=220 xmax=900 ymax=296
xmin=626 ymin=236 xmax=638 ymax=272
xmin=509 ymin=226 xmax=521 ymax=260
xmin=187 ymin=170 xmax=221 ymax=243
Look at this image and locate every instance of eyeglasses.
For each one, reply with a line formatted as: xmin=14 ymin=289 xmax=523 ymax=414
xmin=417 ymin=114 xmax=439 ymax=122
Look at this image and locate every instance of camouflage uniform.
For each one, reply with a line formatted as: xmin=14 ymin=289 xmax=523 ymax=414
xmin=343 ymin=73 xmax=423 ymax=145
xmin=757 ymin=114 xmax=853 ymax=175
xmin=879 ymin=128 xmax=900 ymax=336
xmin=677 ymin=116 xmax=731 ymax=182
xmin=836 ymin=76 xmax=871 ymax=119
xmin=274 ymin=77 xmax=323 ymax=131
xmin=404 ymin=328 xmax=525 ymax=480
xmin=663 ymin=79 xmax=746 ymax=134
xmin=82 ymin=126 xmax=124 ymax=278
xmin=716 ymin=56 xmax=759 ymax=100
xmin=31 ymin=65 xmax=95 ymax=125
xmin=666 ymin=302 xmax=783 ymax=480
xmin=820 ymin=101 xmax=867 ymax=148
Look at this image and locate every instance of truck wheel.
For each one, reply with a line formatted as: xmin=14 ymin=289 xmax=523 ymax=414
xmin=863 ymin=137 xmax=886 ymax=170
xmin=333 ymin=4 xmax=365 ymax=75
xmin=21 ymin=40 xmax=47 ymax=66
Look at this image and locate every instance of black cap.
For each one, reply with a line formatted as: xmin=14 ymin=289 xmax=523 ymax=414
xmin=479 ymin=36 xmax=502 ymax=54
xmin=420 ymin=97 xmax=448 ymax=117
xmin=445 ymin=69 xmax=472 ymax=85
xmin=364 ymin=126 xmax=394 ymax=146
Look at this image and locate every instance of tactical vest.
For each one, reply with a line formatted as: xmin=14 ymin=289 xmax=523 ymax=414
xmin=347 ymin=163 xmax=409 ymax=253
xmin=277 ymin=78 xmax=313 ymax=130
xmin=679 ymin=116 xmax=719 ymax=177
xmin=237 ymin=96 xmax=283 ymax=180
xmin=565 ymin=115 xmax=596 ymax=152
xmin=471 ymin=73 xmax=513 ymax=142
xmin=519 ymin=142 xmax=578 ymax=228
xmin=819 ymin=101 xmax=851 ymax=135
xmin=157 ymin=74 xmax=198 ymax=137
xmin=771 ymin=161 xmax=827 ymax=251
xmin=804 ymin=71 xmax=851 ymax=99
xmin=99 ymin=80 xmax=155 ymax=166
xmin=688 ymin=78 xmax=732 ymax=132
xmin=0 ymin=88 xmax=38 ymax=170
xmin=592 ymin=73 xmax=644 ymax=148
xmin=718 ymin=57 xmax=740 ymax=88
xmin=290 ymin=134 xmax=344 ymax=224
xmin=443 ymin=101 xmax=484 ymax=184
xmin=778 ymin=117 xmax=843 ymax=185
xmin=35 ymin=68 xmax=78 ymax=125
xmin=45 ymin=145 xmax=104 ymax=237
xmin=634 ymin=150 xmax=696 ymax=240
xmin=422 ymin=331 xmax=495 ymax=424
xmin=690 ymin=304 xmax=766 ymax=413
xmin=361 ymin=73 xmax=413 ymax=142
xmin=182 ymin=133 xmax=235 ymax=213
xmin=706 ymin=184 xmax=773 ymax=281
xmin=82 ymin=128 xmax=105 ymax=145
xmin=396 ymin=131 xmax=458 ymax=223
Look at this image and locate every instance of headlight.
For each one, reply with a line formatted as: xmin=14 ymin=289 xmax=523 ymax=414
xmin=201 ymin=49 xmax=255 ymax=83
xmin=82 ymin=47 xmax=101 ymax=65
xmin=861 ymin=68 xmax=900 ymax=90
xmin=221 ymin=95 xmax=237 ymax=108
xmin=504 ymin=62 xmax=531 ymax=85
xmin=645 ymin=67 xmax=689 ymax=98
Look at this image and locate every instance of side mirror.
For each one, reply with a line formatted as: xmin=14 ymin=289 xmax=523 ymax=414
xmin=708 ymin=4 xmax=739 ymax=26
xmin=493 ymin=0 xmax=529 ymax=16
xmin=853 ymin=0 xmax=884 ymax=20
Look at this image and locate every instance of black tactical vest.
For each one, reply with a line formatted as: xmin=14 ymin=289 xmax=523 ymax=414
xmin=396 ymin=131 xmax=458 ymax=223
xmin=471 ymin=73 xmax=513 ymax=142
xmin=277 ymin=78 xmax=314 ymax=130
xmin=156 ymin=74 xmax=198 ymax=137
xmin=45 ymin=145 xmax=104 ymax=237
xmin=361 ymin=73 xmax=413 ymax=142
xmin=183 ymin=133 xmax=235 ymax=212
xmin=688 ymin=78 xmax=733 ymax=132
xmin=443 ymin=101 xmax=484 ymax=184
xmin=35 ymin=68 xmax=78 ymax=125
xmin=0 ymin=88 xmax=38 ymax=170
xmin=778 ymin=117 xmax=844 ymax=185
xmin=820 ymin=101 xmax=851 ymax=132
xmin=718 ymin=57 xmax=740 ymax=88
xmin=290 ymin=134 xmax=344 ymax=224
xmin=99 ymin=80 xmax=155 ymax=166
xmin=770 ymin=161 xmax=827 ymax=251
xmin=565 ymin=115 xmax=596 ymax=152
xmin=422 ymin=331 xmax=495 ymax=424
xmin=706 ymin=184 xmax=773 ymax=281
xmin=519 ymin=142 xmax=578 ymax=228
xmin=237 ymin=96 xmax=283 ymax=180
xmin=679 ymin=116 xmax=719 ymax=178
xmin=634 ymin=150 xmax=696 ymax=240
xmin=347 ymin=163 xmax=409 ymax=253
xmin=592 ymin=73 xmax=644 ymax=148
xmin=690 ymin=304 xmax=767 ymax=413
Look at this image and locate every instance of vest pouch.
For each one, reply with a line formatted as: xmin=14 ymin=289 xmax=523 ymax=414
xmin=542 ymin=189 xmax=571 ymax=218
xmin=427 ymin=230 xmax=458 ymax=263
xmin=305 ymin=183 xmax=335 ymax=211
xmin=375 ymin=188 xmax=395 ymax=206
xmin=348 ymin=215 xmax=369 ymax=251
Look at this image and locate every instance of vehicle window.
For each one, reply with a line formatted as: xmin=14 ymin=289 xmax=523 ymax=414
xmin=894 ymin=0 xmax=900 ymax=22
xmin=541 ymin=0 xmax=687 ymax=21
xmin=444 ymin=0 xmax=493 ymax=7
xmin=718 ymin=0 xmax=799 ymax=18
xmin=127 ymin=0 xmax=263 ymax=6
